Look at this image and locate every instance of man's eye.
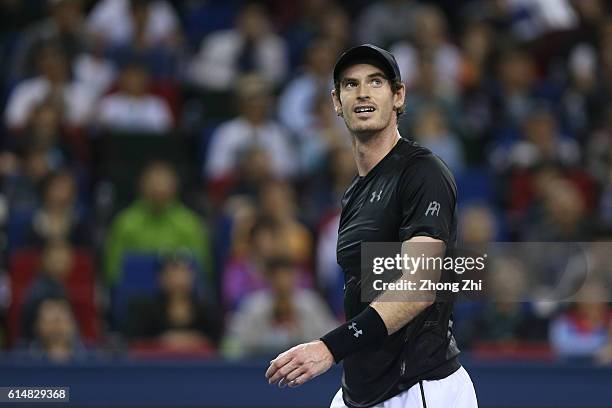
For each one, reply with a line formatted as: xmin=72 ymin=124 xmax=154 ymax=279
xmin=345 ymin=82 xmax=357 ymax=88
xmin=372 ymin=78 xmax=383 ymax=86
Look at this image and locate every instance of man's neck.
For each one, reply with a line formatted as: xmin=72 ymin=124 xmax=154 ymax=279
xmin=351 ymin=127 xmax=401 ymax=177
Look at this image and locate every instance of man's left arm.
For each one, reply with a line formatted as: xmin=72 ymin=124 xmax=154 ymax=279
xmin=371 ymin=236 xmax=445 ymax=334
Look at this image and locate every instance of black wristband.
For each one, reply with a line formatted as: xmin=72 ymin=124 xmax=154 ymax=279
xmin=320 ymin=306 xmax=388 ymax=363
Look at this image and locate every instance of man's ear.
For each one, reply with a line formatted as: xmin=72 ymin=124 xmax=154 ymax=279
xmin=393 ymin=82 xmax=406 ymax=113
xmin=331 ymin=89 xmax=343 ymax=117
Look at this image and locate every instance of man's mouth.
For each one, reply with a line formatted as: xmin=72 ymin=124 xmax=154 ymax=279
xmin=354 ymin=105 xmax=376 ymax=114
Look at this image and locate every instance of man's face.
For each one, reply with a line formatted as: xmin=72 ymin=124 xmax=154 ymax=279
xmin=141 ymin=165 xmax=177 ymax=208
xmin=35 ymin=299 xmax=75 ymax=344
xmin=332 ymin=64 xmax=404 ymax=137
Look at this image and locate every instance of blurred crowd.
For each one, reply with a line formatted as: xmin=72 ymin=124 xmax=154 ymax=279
xmin=0 ymin=0 xmax=611 ymax=364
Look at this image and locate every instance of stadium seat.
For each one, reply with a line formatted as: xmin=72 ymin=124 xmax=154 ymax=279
xmin=181 ymin=1 xmax=242 ymax=49
xmin=112 ymin=253 xmax=161 ymax=328
xmin=6 ymin=208 xmax=35 ymax=253
xmin=200 ymin=90 xmax=236 ymax=121
xmin=456 ymin=168 xmax=493 ymax=205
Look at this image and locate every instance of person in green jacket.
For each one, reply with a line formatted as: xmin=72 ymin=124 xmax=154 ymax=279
xmin=105 ymin=160 xmax=212 ymax=286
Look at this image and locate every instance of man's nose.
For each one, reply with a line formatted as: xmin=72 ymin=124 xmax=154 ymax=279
xmin=357 ymin=83 xmax=371 ymax=99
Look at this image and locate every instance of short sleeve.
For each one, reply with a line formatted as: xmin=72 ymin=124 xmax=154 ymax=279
xmin=398 ymin=155 xmax=456 ymax=243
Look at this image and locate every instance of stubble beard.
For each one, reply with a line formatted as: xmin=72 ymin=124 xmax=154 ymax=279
xmin=343 ymin=109 xmax=396 ymax=143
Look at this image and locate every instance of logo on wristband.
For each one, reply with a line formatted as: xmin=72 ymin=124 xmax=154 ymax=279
xmin=348 ymin=322 xmax=363 ymax=338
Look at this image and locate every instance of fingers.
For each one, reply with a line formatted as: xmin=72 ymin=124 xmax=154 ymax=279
xmin=266 ymin=342 xmax=326 ymax=389
xmin=277 ymin=368 xmax=303 ymax=389
xmin=265 ymin=350 xmax=293 ymax=380
xmin=287 ymin=370 xmax=312 ymax=388
xmin=282 ymin=365 xmax=308 ymax=385
xmin=267 ymin=358 xmax=299 ymax=385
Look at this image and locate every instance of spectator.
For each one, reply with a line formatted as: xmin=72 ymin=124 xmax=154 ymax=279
xmin=459 ymin=22 xmax=496 ymax=153
xmin=257 ymin=180 xmax=312 ymax=265
xmin=489 ymin=48 xmax=544 ymax=132
xmin=411 ymin=105 xmax=465 ymax=174
xmin=124 ymin=255 xmax=222 ymax=349
xmin=550 ymin=282 xmax=612 ymax=361
xmin=560 ymin=44 xmax=600 ymax=137
xmin=297 ymin=92 xmax=352 ymax=175
xmin=104 ymin=160 xmax=212 ymax=285
xmin=303 ymin=145 xmax=356 ymax=223
xmin=316 ymin=6 xmax=351 ymax=54
xmin=399 ymin=54 xmax=463 ymax=141
xmin=189 ymin=2 xmax=288 ymax=91
xmin=499 ymin=107 xmax=580 ymax=171
xmin=26 ymin=170 xmax=89 ymax=246
xmin=460 ymin=22 xmax=496 ymax=92
xmin=26 ymin=297 xmax=87 ymax=362
xmin=504 ymin=0 xmax=578 ymax=44
xmin=4 ymin=42 xmax=96 ymax=129
xmin=10 ymin=0 xmax=87 ymax=80
xmin=459 ymin=204 xmax=497 ymax=245
xmin=11 ymin=99 xmax=74 ymax=168
xmin=354 ymin=0 xmax=419 ymax=46
xmin=224 ymin=256 xmax=336 ymax=358
xmin=277 ymin=39 xmax=340 ymax=142
xmin=20 ymin=240 xmax=73 ymax=340
xmin=222 ymin=216 xmax=284 ymax=311
xmin=96 ymin=61 xmax=173 ymax=133
xmin=460 ymin=258 xmax=549 ymax=347
xmin=390 ymin=5 xmax=462 ymax=99
xmin=2 ymin=146 xmax=54 ymax=216
xmin=204 ymin=74 xmax=297 ymax=182
xmin=524 ymin=176 xmax=589 ymax=241
xmin=87 ymin=0 xmax=181 ymax=49
xmin=221 ymin=145 xmax=274 ymax=203
xmin=282 ymin=2 xmax=350 ymax=67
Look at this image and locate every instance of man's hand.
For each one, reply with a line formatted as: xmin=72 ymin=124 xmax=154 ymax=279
xmin=265 ymin=340 xmax=334 ymax=388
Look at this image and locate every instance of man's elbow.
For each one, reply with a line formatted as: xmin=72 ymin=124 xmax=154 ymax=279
xmin=408 ymin=295 xmax=435 ymax=311
xmin=418 ymin=299 xmax=435 ymax=310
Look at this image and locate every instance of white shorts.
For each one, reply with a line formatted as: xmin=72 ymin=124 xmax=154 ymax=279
xmin=330 ymin=366 xmax=478 ymax=408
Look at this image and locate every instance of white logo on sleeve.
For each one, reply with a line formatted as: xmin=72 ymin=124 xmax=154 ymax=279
xmin=370 ymin=190 xmax=383 ymax=203
xmin=348 ymin=322 xmax=363 ymax=337
xmin=425 ymin=201 xmax=441 ymax=216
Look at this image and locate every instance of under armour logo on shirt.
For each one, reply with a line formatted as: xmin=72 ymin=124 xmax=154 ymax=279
xmin=370 ymin=190 xmax=383 ymax=203
xmin=425 ymin=201 xmax=441 ymax=216
xmin=348 ymin=322 xmax=363 ymax=337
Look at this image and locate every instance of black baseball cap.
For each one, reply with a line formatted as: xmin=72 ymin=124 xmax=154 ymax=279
xmin=333 ymin=44 xmax=401 ymax=83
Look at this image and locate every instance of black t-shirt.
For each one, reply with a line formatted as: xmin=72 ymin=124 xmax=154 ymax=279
xmin=336 ymin=138 xmax=460 ymax=408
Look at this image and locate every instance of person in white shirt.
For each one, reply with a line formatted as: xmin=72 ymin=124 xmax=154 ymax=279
xmin=189 ymin=2 xmax=288 ymax=91
xmin=277 ymin=39 xmax=340 ymax=141
xmin=10 ymin=0 xmax=88 ymax=79
xmin=96 ymin=61 xmax=173 ymax=133
xmin=4 ymin=42 xmax=96 ymax=130
xmin=205 ymin=74 xmax=297 ymax=181
xmin=86 ymin=0 xmax=180 ymax=48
